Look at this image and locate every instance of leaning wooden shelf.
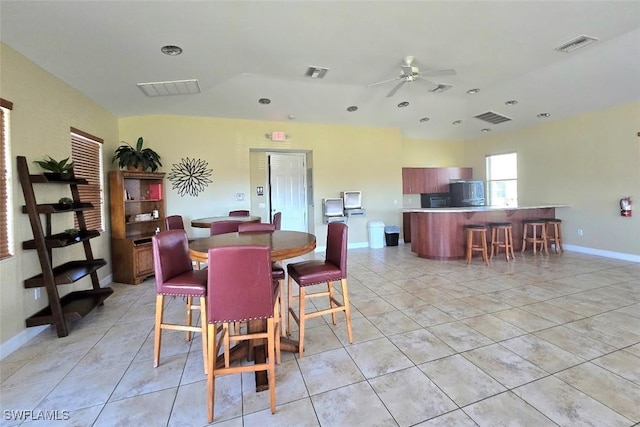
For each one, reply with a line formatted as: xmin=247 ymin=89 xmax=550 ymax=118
xmin=25 ymin=288 xmax=113 ymax=327
xmin=17 ymin=155 xmax=112 ymax=337
xmin=23 ymin=259 xmax=108 ymax=288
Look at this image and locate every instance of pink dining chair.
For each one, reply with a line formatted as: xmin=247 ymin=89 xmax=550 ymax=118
xmin=237 ymin=221 xmax=285 ymax=332
xmin=272 ymin=212 xmax=282 ymax=230
xmin=152 ymin=230 xmax=207 ymax=371
xmin=286 ymin=222 xmax=352 ymax=357
xmin=165 ymin=215 xmax=185 ymax=231
xmin=205 ymin=245 xmax=280 ymax=422
xmin=237 ymin=222 xmax=276 ymax=232
xmin=210 ymin=220 xmax=242 ymax=236
xmin=228 ymin=210 xmax=250 ymax=217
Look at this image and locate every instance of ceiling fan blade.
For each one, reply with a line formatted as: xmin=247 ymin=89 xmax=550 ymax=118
xmin=386 ymin=80 xmax=406 ymax=97
xmin=422 ymin=68 xmax=456 ymax=77
xmin=367 ymin=76 xmax=402 ymax=87
xmin=415 ymin=76 xmax=438 ymax=87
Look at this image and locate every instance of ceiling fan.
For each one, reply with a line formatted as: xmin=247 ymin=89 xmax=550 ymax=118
xmin=368 ymin=56 xmax=456 ymax=97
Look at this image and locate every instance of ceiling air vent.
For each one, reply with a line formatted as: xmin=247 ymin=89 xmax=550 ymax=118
xmin=137 ymin=79 xmax=201 ymax=97
xmin=474 ymin=111 xmax=512 ymax=125
xmin=305 ymin=66 xmax=329 ymax=79
xmin=554 ymin=35 xmax=599 ymax=53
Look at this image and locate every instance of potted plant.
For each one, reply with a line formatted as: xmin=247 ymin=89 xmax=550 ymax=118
xmin=112 ymin=137 xmax=162 ymax=172
xmin=58 ymin=197 xmax=74 ymax=209
xmin=64 ymin=228 xmax=79 ymax=237
xmin=34 ymin=156 xmax=74 ymax=180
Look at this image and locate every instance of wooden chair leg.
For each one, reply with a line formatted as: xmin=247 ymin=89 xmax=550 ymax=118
xmin=521 ymin=224 xmax=528 ymax=253
xmin=200 ymin=296 xmax=208 ymax=374
xmin=185 ymin=296 xmax=193 ymax=341
xmin=298 ymin=287 xmax=306 ymax=358
xmin=466 ymin=229 xmax=473 ymax=263
xmin=341 ymin=278 xmax=354 ymax=344
xmin=206 ymin=323 xmax=216 ymax=423
xmin=328 ymin=281 xmax=338 ymax=325
xmin=267 ymin=318 xmax=276 ymax=414
xmin=481 ymin=231 xmax=489 ymax=266
xmin=153 ymin=295 xmax=164 ymax=368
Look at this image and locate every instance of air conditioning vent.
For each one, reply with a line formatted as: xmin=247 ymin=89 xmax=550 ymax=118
xmin=305 ymin=66 xmax=329 ymax=79
xmin=137 ymin=79 xmax=201 ymax=97
xmin=554 ymin=35 xmax=599 ymax=53
xmin=474 ymin=111 xmax=512 ymax=125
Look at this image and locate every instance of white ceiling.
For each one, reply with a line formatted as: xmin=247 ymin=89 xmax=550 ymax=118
xmin=1 ymin=1 xmax=639 ymax=140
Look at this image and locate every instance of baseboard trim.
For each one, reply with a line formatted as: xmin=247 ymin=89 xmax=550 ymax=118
xmin=0 ymin=326 xmax=48 ymax=361
xmin=0 ymin=274 xmax=115 ymax=361
xmin=563 ymin=244 xmax=640 ymax=263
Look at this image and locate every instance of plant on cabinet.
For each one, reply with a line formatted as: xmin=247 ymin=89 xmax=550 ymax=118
xmin=112 ymin=137 xmax=162 ymax=172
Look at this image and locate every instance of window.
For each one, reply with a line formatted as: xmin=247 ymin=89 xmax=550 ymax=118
xmin=0 ymin=99 xmax=13 ymax=260
xmin=486 ymin=152 xmax=518 ymax=206
xmin=70 ymin=128 xmax=104 ymax=231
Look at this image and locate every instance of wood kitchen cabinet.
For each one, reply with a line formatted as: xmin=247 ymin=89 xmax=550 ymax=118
xmin=402 ymin=167 xmax=473 ymax=194
xmin=109 ymin=171 xmax=165 ymax=284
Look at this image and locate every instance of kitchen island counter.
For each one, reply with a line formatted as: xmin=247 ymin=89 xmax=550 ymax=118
xmin=402 ymin=204 xmax=569 ymax=260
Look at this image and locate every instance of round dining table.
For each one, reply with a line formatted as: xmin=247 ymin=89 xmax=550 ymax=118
xmin=189 ymin=230 xmax=316 ymax=264
xmin=190 ymin=215 xmax=261 ymax=228
xmin=189 ymin=230 xmax=316 ymax=391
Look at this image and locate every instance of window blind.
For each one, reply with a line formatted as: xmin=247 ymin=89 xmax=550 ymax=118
xmin=70 ymin=128 xmax=103 ymax=232
xmin=0 ymin=99 xmax=13 ymax=260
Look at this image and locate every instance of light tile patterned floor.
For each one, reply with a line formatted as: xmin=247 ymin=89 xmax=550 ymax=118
xmin=1 ymin=245 xmax=639 ymax=426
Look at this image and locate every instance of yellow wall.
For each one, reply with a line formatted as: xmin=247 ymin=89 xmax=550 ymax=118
xmin=1 ymin=39 xmax=638 ymax=352
xmin=118 ymin=116 xmax=405 ymax=245
xmin=0 ymin=44 xmax=119 ymax=345
xmin=463 ymin=103 xmax=640 ymax=256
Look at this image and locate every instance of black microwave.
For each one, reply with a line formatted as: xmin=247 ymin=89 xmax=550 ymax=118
xmin=421 ymin=193 xmax=450 ymax=208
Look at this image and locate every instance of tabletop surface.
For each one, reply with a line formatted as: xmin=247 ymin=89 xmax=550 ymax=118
xmin=191 ymin=215 xmax=261 ymax=228
xmin=189 ymin=230 xmax=317 ymax=262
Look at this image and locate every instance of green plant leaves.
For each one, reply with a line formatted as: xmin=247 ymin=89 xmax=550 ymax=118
xmin=33 ymin=156 xmax=74 ymax=173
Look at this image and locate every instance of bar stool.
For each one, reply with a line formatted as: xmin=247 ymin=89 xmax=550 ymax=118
xmin=465 ymin=225 xmax=489 ymax=266
xmin=521 ymin=219 xmax=548 ymax=255
xmin=489 ymin=222 xmax=515 ymax=261
xmin=542 ymin=218 xmax=564 ymax=254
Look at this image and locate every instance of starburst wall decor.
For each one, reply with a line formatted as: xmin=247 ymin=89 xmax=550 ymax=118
xmin=167 ymin=157 xmax=213 ymax=197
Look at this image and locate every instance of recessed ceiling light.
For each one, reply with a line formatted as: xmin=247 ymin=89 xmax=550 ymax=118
xmin=397 ymin=101 xmax=409 ymax=108
xmin=452 ymin=120 xmax=463 ymax=125
xmin=481 ymin=128 xmax=492 ymax=133
xmin=258 ymin=98 xmax=271 ymax=105
xmin=161 ymin=45 xmax=183 ymax=56
xmin=287 ymin=114 xmax=295 ymax=120
xmin=537 ymin=112 xmax=551 ymax=118
xmin=347 ymin=106 xmax=358 ymax=112
xmin=467 ymin=88 xmax=480 ymax=94
xmin=505 ymin=100 xmax=518 ymax=106
xmin=419 ymin=117 xmax=430 ymax=122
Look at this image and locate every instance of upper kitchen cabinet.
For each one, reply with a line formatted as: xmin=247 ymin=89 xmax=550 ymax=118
xmin=402 ymin=167 xmax=473 ymax=194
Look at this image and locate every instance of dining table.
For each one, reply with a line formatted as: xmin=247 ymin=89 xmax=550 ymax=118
xmin=189 ymin=230 xmax=317 ymax=391
xmin=190 ymin=215 xmax=261 ymax=228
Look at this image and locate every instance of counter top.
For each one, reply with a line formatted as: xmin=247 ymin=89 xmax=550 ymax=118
xmin=402 ymin=204 xmax=570 ymax=213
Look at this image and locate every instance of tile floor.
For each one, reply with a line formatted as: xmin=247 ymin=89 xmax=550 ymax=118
xmin=1 ymin=245 xmax=639 ymax=426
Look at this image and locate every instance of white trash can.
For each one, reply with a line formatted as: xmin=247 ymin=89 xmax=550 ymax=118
xmin=368 ymin=221 xmax=385 ymax=249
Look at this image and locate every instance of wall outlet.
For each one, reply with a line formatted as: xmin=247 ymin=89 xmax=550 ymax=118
xmin=34 ymin=288 xmax=41 ymax=299
xmin=577 ymin=229 xmax=583 ymax=236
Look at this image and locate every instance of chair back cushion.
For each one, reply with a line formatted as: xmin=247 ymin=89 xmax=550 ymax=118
xmin=272 ymin=212 xmax=282 ymax=230
xmin=238 ymin=222 xmax=276 ymax=232
xmin=326 ymin=222 xmax=348 ymax=276
xmin=152 ymin=230 xmax=194 ymax=292
xmin=207 ymin=245 xmax=274 ymax=322
xmin=228 ymin=210 xmax=250 ymax=217
xmin=165 ymin=215 xmax=185 ymax=230
xmin=210 ymin=220 xmax=242 ymax=236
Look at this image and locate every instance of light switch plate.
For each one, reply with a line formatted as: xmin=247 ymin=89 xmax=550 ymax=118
xmin=235 ymin=192 xmax=245 ymax=201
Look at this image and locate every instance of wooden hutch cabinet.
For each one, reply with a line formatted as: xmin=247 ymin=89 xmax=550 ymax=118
xmin=109 ymin=171 xmax=166 ymax=284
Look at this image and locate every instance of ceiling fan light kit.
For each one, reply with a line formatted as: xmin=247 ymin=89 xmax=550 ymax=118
xmin=368 ymin=55 xmax=457 ymax=98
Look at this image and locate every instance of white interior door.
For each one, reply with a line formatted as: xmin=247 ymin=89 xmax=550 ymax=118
xmin=269 ymin=153 xmax=307 ymax=232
